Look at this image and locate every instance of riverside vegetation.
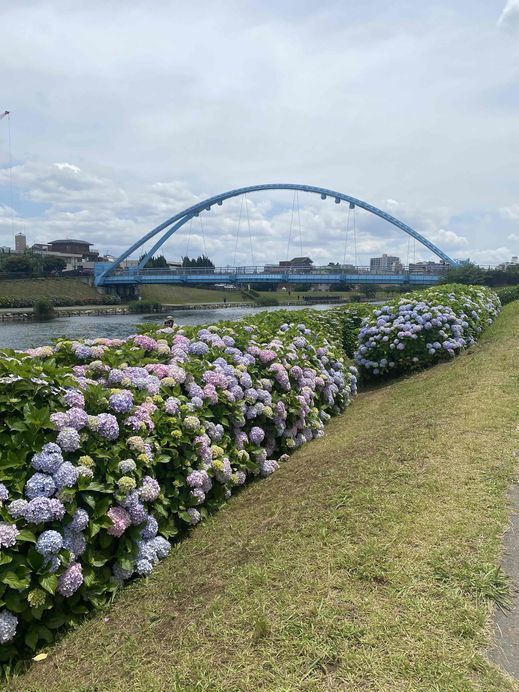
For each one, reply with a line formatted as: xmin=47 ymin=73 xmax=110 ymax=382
xmin=0 ymin=283 xmax=510 ymax=682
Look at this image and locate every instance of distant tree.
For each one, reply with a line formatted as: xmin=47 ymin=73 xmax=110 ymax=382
xmin=360 ymin=284 xmax=377 ymax=298
xmin=42 ymin=256 xmax=66 ymax=275
xmin=440 ymin=263 xmax=486 ymax=285
xmin=0 ymin=254 xmax=34 ymax=275
xmin=182 ymin=255 xmax=214 ymax=268
xmin=138 ymin=254 xmax=169 ymax=269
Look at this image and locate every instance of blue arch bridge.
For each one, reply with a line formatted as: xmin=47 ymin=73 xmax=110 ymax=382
xmin=94 ymin=184 xmax=458 ymax=289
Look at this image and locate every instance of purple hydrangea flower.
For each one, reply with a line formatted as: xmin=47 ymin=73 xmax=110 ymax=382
xmin=57 ymin=562 xmax=83 ymax=597
xmin=63 ymin=389 xmax=85 ymax=408
xmin=190 ymin=488 xmax=206 ymax=505
xmin=70 ymin=508 xmax=89 ymax=532
xmin=164 ymin=397 xmax=180 ymax=415
xmin=109 ymin=390 xmax=134 ymax=414
xmin=0 ymin=483 xmax=9 ymax=502
xmin=187 ymin=508 xmax=201 ymax=525
xmin=97 ymin=413 xmax=120 ymax=441
xmin=139 ymin=476 xmax=161 ymax=502
xmin=57 ymin=427 xmax=81 ymax=452
xmin=0 ymin=523 xmax=19 ymax=549
xmin=249 ymin=426 xmax=265 ymax=445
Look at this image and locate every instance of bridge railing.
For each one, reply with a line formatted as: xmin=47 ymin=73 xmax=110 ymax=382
xmin=105 ymin=265 xmax=447 ymax=277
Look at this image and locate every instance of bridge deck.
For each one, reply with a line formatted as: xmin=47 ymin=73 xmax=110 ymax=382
xmin=94 ymin=265 xmax=441 ymax=286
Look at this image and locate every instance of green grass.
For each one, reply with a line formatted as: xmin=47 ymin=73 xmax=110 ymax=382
xmin=10 ymin=303 xmax=519 ymax=691
xmin=140 ymin=285 xmax=248 ymax=304
xmin=0 ymin=278 xmax=100 ymax=301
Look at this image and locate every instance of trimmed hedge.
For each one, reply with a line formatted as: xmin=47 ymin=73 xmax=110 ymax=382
xmin=0 ymin=295 xmax=121 ymax=309
xmin=352 ymin=284 xmax=500 ymax=377
xmin=0 ymin=311 xmax=356 ymax=669
xmin=497 ymin=285 xmax=519 ymax=305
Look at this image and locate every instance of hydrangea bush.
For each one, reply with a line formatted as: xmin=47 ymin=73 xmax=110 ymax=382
xmin=0 ymin=311 xmax=356 ymax=666
xmin=353 ymin=284 xmax=500 ymax=376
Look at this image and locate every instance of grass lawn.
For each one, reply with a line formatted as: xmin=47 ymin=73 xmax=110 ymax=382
xmin=140 ymin=285 xmax=248 ymax=304
xmin=0 ymin=278 xmax=100 ymax=302
xmin=11 ymin=302 xmax=519 ymax=691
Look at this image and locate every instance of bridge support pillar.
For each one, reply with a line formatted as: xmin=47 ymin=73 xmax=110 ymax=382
xmin=114 ymin=284 xmax=140 ymax=301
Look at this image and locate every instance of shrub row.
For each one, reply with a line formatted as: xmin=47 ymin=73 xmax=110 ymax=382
xmin=0 ymin=312 xmax=356 ymax=667
xmin=352 ymin=284 xmax=500 ymax=376
xmin=0 ymin=295 xmax=121 ymax=309
xmin=496 ymin=285 xmax=519 ymax=305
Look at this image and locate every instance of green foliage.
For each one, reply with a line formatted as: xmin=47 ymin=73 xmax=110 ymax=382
xmin=255 ymin=295 xmax=278 ymax=307
xmin=181 ymin=255 xmax=214 ymax=268
xmin=32 ymin=299 xmax=56 ymax=321
xmin=137 ymin=254 xmax=168 ymax=269
xmin=41 ymin=257 xmax=66 ymax=275
xmin=442 ymin=263 xmax=519 ymax=287
xmin=0 ymin=304 xmax=355 ymax=671
xmin=127 ymin=301 xmax=162 ymax=313
xmin=0 ymin=255 xmax=35 ymax=275
xmin=497 ymin=285 xmax=519 ymax=305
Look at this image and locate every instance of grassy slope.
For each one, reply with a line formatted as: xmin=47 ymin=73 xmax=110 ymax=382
xmin=141 ymin=285 xmax=247 ymax=304
xmin=12 ymin=303 xmax=519 ymax=691
xmin=0 ymin=278 xmax=99 ymax=301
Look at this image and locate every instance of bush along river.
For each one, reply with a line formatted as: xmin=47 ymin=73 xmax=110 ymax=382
xmin=0 ymin=304 xmax=338 ymax=351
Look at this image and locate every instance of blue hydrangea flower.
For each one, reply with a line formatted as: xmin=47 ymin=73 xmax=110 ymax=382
xmin=36 ymin=530 xmax=63 ymax=556
xmin=0 ymin=483 xmax=8 ymax=502
xmin=69 ymin=508 xmax=89 ymax=532
xmin=31 ymin=446 xmax=64 ymax=474
xmin=135 ymin=558 xmax=153 ymax=576
xmin=54 ymin=462 xmax=80 ymax=490
xmin=0 ymin=610 xmax=18 ymax=644
xmin=25 ymin=473 xmax=56 ymax=500
xmin=22 ymin=497 xmax=66 ymax=524
xmin=140 ymin=516 xmax=158 ymax=540
xmin=118 ymin=459 xmax=137 ymax=474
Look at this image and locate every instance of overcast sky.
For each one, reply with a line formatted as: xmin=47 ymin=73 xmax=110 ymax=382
xmin=1 ymin=0 xmax=519 ymax=266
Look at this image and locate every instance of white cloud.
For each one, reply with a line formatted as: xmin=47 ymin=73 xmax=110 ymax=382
xmin=498 ymin=0 xmax=519 ymax=31
xmin=0 ymin=2 xmax=517 ymax=267
xmin=508 ymin=232 xmax=519 ymax=241
xmin=428 ymin=228 xmax=469 ymax=249
xmin=500 ymin=205 xmax=519 ymax=221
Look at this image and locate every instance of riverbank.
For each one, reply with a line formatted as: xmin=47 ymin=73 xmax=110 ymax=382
xmin=11 ymin=301 xmax=519 ymax=691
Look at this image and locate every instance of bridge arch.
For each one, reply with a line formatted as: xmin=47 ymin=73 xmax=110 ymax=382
xmin=98 ymin=183 xmax=458 ymax=283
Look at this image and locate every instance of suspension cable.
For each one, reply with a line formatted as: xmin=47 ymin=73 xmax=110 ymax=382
xmin=286 ymin=190 xmax=297 ymax=261
xmin=353 ymin=205 xmax=358 ymax=269
xmin=343 ymin=207 xmax=352 ymax=266
xmin=233 ymin=195 xmax=244 ymax=267
xmin=296 ymin=190 xmax=303 ymax=258
xmin=244 ymin=194 xmax=255 ymax=266
xmin=184 ymin=216 xmax=193 ymax=262
xmin=199 ymin=214 xmax=208 ymax=258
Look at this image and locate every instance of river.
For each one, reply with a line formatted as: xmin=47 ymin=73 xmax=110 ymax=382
xmin=0 ymin=304 xmax=337 ymax=351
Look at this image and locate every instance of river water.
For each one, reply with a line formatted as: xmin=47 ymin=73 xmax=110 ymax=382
xmin=0 ymin=304 xmax=336 ymax=351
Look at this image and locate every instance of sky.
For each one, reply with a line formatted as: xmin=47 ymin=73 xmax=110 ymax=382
xmin=1 ymin=0 xmax=519 ymax=267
